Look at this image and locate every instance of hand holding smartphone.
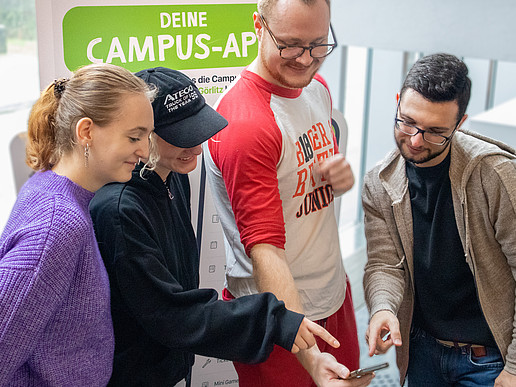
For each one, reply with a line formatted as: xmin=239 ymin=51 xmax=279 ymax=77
xmin=344 ymin=362 xmax=389 ymax=379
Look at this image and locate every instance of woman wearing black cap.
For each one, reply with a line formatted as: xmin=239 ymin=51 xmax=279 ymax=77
xmin=90 ymin=67 xmax=340 ymax=387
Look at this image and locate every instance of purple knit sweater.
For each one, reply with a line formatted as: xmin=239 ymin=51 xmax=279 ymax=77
xmin=0 ymin=170 xmax=114 ymax=386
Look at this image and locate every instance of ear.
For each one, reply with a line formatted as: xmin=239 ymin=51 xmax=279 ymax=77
xmin=457 ymin=114 xmax=468 ymax=129
xmin=75 ymin=117 xmax=94 ymax=147
xmin=253 ymin=12 xmax=263 ymax=39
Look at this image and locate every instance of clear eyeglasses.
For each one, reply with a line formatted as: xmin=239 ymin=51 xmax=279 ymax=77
xmin=259 ymin=14 xmax=337 ymax=60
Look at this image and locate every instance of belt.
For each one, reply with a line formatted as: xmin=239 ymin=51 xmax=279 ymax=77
xmin=436 ymin=339 xmax=487 ymax=357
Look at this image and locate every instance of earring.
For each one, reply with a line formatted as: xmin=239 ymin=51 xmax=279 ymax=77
xmin=84 ymin=143 xmax=90 ymax=168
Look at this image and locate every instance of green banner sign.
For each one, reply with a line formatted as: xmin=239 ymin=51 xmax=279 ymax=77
xmin=63 ymin=4 xmax=257 ymax=72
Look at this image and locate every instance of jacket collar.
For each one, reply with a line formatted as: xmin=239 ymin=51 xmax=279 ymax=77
xmin=131 ymin=163 xmax=172 ymax=197
xmin=377 ymin=129 xmax=516 ymax=202
xmin=377 ymin=149 xmax=408 ymax=203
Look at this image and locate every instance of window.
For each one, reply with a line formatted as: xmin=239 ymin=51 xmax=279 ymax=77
xmin=0 ymin=0 xmax=39 ymax=227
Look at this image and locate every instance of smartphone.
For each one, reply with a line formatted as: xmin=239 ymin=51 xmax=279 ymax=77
xmin=344 ymin=362 xmax=389 ymax=379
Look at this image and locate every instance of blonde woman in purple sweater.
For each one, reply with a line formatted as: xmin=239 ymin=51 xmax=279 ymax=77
xmin=0 ymin=63 xmax=155 ymax=386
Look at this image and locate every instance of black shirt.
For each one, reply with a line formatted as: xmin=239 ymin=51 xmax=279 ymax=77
xmin=407 ymin=152 xmax=496 ymax=347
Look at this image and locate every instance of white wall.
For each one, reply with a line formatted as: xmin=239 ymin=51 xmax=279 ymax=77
xmin=326 ymin=0 xmax=516 ymax=190
xmin=331 ymin=0 xmax=516 ymax=62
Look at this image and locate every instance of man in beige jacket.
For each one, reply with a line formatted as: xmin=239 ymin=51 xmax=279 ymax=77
xmin=362 ymin=53 xmax=516 ymax=386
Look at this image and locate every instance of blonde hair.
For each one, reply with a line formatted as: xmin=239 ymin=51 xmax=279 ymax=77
xmin=258 ymin=0 xmax=330 ymax=20
xmin=141 ymin=131 xmax=160 ymax=177
xmin=26 ymin=63 xmax=157 ymax=171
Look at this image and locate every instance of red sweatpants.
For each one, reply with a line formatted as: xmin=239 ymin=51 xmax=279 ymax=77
xmin=225 ymin=277 xmax=360 ymax=387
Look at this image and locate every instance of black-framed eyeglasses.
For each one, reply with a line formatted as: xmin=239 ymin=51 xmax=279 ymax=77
xmin=394 ymin=98 xmax=460 ymax=146
xmin=259 ymin=14 xmax=337 ymax=59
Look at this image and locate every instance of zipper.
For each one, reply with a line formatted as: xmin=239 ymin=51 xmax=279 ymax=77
xmin=163 ymin=179 xmax=174 ymax=200
xmin=163 ymin=175 xmax=194 ymax=290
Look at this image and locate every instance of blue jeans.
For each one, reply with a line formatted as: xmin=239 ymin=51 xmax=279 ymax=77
xmin=407 ymin=327 xmax=504 ymax=386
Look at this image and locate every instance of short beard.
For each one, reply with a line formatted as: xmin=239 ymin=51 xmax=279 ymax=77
xmin=260 ymin=54 xmax=318 ymax=89
xmin=397 ymin=138 xmax=450 ymax=165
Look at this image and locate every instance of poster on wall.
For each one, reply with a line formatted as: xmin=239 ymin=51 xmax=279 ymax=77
xmin=36 ymin=0 xmax=258 ymax=105
xmin=35 ymin=1 xmax=258 ymax=385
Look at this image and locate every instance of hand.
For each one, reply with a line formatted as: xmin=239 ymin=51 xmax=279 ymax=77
xmin=366 ymin=310 xmax=402 ymax=356
xmin=300 ymin=350 xmax=374 ymax=387
xmin=291 ymin=317 xmax=340 ymax=353
xmin=315 ymin=153 xmax=354 ymax=196
xmin=495 ymin=369 xmax=516 ymax=386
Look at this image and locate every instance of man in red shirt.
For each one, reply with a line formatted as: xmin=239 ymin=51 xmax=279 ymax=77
xmin=205 ymin=1 xmax=366 ymax=386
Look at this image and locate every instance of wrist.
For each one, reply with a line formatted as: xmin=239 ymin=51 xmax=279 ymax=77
xmin=296 ymin=345 xmax=320 ymax=376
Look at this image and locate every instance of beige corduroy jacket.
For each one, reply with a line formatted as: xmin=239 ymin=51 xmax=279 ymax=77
xmin=362 ymin=130 xmax=516 ymax=385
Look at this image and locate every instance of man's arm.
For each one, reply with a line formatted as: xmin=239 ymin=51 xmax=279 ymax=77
xmin=362 ymin=171 xmax=406 ymax=354
xmin=250 ymin=243 xmax=314 ymax=353
xmin=481 ymin=159 xmax=516 ymax=380
xmin=251 ymin=244 xmax=370 ymax=385
xmin=251 ymin=243 xmax=304 ymax=312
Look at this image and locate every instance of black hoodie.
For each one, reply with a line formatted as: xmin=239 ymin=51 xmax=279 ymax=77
xmin=90 ymin=165 xmax=303 ymax=386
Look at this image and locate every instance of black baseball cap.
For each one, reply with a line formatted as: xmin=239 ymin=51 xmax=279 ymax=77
xmin=135 ymin=67 xmax=228 ymax=148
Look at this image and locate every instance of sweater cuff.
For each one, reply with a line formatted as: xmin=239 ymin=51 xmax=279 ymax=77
xmin=274 ymin=308 xmax=304 ymax=351
xmin=504 ymin=355 xmax=516 ymax=376
xmin=369 ymin=304 xmax=397 ymax=319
